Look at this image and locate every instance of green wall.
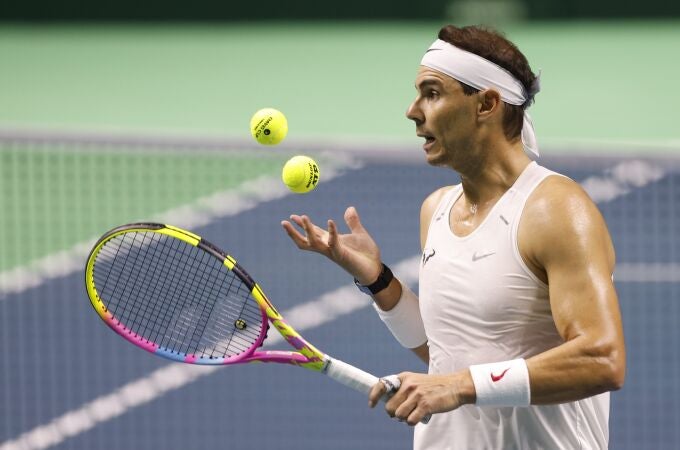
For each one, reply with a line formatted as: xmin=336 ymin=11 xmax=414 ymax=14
xmin=1 ymin=22 xmax=678 ymax=148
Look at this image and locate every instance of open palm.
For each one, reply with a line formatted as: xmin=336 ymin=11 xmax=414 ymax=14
xmin=281 ymin=206 xmax=383 ymax=285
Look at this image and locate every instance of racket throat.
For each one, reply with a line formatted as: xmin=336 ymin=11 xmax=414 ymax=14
xmin=320 ymin=355 xmax=332 ymax=373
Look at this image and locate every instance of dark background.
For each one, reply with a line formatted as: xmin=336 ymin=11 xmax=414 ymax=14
xmin=2 ymin=0 xmax=679 ymax=21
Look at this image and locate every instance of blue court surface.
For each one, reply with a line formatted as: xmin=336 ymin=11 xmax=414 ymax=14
xmin=1 ymin=153 xmax=679 ymax=449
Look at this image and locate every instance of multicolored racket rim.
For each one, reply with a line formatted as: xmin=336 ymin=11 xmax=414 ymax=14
xmin=85 ymin=222 xmax=325 ymax=370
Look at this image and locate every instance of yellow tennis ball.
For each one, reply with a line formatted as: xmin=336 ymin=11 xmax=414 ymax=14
xmin=250 ymin=108 xmax=288 ymax=145
xmin=282 ymin=156 xmax=320 ymax=193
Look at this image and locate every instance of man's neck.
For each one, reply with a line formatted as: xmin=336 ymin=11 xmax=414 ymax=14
xmin=458 ymin=142 xmax=531 ymax=206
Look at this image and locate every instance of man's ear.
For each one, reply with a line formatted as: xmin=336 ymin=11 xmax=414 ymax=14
xmin=477 ymin=89 xmax=502 ymax=120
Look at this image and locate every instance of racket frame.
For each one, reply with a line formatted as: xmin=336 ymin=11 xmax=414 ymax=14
xmin=85 ymin=223 xmax=326 ymax=370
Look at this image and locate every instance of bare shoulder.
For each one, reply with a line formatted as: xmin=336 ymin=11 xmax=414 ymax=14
xmin=420 ymin=185 xmax=456 ymax=249
xmin=523 ymin=175 xmax=601 ymax=228
xmin=421 ymin=186 xmax=454 ymax=217
xmin=520 ymin=175 xmax=615 ymax=277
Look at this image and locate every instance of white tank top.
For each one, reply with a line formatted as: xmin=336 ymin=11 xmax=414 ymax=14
xmin=415 ymin=162 xmax=610 ymax=450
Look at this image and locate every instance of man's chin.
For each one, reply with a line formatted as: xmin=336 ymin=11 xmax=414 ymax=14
xmin=424 ymin=149 xmax=448 ymax=167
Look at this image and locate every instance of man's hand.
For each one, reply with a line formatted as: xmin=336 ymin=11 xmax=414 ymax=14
xmin=281 ymin=206 xmax=382 ymax=284
xmin=368 ymin=371 xmax=476 ymax=426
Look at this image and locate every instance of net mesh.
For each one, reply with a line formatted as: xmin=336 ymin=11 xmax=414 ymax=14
xmin=0 ymin=144 xmax=288 ymax=273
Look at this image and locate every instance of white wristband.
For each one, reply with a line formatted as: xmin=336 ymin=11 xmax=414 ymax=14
xmin=372 ymin=282 xmax=427 ymax=348
xmin=469 ymin=358 xmax=531 ymax=407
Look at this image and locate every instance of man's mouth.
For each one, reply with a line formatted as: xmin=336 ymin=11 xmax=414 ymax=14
xmin=418 ymin=134 xmax=436 ymax=151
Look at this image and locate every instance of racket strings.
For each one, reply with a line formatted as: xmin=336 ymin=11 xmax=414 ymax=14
xmin=103 ymin=233 xmax=196 ymax=346
xmin=93 ymin=231 xmax=264 ymax=359
xmin=97 ymin=232 xmax=200 ymax=349
xmin=125 ymin=233 xmax=180 ymax=343
xmin=205 ymin=278 xmax=263 ymax=357
xmin=161 ymin=240 xmax=218 ymax=353
xmin=142 ymin=237 xmax=192 ymax=346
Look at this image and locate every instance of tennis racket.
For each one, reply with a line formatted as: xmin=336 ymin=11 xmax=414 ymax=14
xmin=84 ymin=222 xmax=404 ymax=412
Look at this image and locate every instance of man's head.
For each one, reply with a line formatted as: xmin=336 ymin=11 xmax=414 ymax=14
xmin=406 ymin=25 xmax=538 ymax=168
xmin=438 ymin=25 xmax=538 ymax=140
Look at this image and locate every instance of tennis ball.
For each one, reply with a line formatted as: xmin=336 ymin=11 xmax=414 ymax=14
xmin=282 ymin=156 xmax=320 ymax=193
xmin=250 ymin=108 xmax=288 ymax=145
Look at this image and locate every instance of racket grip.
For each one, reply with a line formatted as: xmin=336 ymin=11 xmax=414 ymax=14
xmin=323 ymin=356 xmax=379 ymax=396
xmin=323 ymin=357 xmax=431 ymax=424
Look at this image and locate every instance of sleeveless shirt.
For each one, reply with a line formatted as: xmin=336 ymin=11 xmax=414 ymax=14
xmin=414 ymin=162 xmax=609 ymax=450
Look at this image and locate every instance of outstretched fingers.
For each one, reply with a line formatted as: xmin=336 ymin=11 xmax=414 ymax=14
xmin=281 ymin=220 xmax=309 ymax=249
xmin=344 ymin=206 xmax=366 ymax=234
xmin=327 ymin=219 xmax=339 ymax=249
xmin=300 ymin=215 xmax=326 ymax=248
xmin=282 ymin=214 xmax=332 ymax=253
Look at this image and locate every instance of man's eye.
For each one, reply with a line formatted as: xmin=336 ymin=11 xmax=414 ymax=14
xmin=427 ymin=90 xmax=439 ymax=98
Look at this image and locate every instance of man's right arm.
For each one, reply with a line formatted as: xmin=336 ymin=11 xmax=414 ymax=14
xmin=366 ymin=187 xmax=451 ymax=364
xmin=281 ymin=189 xmax=449 ymax=364
xmin=370 ymin=276 xmax=428 ymax=363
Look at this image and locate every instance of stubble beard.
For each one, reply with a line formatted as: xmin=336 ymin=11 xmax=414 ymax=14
xmin=427 ymin=138 xmax=476 ymax=174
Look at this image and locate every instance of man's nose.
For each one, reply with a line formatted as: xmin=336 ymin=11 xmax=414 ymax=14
xmin=406 ymin=100 xmax=424 ymax=125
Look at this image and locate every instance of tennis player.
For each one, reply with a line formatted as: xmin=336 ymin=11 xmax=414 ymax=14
xmin=282 ymin=25 xmax=625 ymax=449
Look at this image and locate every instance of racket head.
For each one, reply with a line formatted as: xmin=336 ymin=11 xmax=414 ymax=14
xmin=85 ymin=223 xmax=324 ymax=368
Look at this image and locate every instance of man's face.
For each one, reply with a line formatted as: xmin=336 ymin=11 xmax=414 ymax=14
xmin=406 ymin=66 xmax=478 ymax=167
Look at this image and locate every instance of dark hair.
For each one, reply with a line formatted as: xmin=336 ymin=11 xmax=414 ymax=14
xmin=438 ymin=25 xmax=537 ymax=141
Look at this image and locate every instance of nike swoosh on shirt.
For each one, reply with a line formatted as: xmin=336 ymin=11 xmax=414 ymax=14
xmin=472 ymin=251 xmax=496 ymax=262
xmin=491 ymin=368 xmax=510 ymax=382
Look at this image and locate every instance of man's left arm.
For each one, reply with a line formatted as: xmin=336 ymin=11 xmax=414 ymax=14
xmin=519 ymin=177 xmax=626 ymax=403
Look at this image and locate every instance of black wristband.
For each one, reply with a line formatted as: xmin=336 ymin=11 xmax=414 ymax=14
xmin=354 ymin=263 xmax=394 ymax=296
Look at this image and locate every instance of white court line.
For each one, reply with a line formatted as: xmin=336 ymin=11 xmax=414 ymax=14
xmin=0 ymin=154 xmax=361 ymax=299
xmin=580 ymin=159 xmax=666 ymax=203
xmin=0 ymin=257 xmax=421 ymax=450
xmin=614 ymin=263 xmax=680 ymax=283
xmin=579 ymin=160 xmax=677 ymax=283
xmin=0 ymin=159 xmax=675 ymax=449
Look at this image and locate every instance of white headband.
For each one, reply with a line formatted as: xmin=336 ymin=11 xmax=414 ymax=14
xmin=420 ymin=39 xmax=540 ymax=157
